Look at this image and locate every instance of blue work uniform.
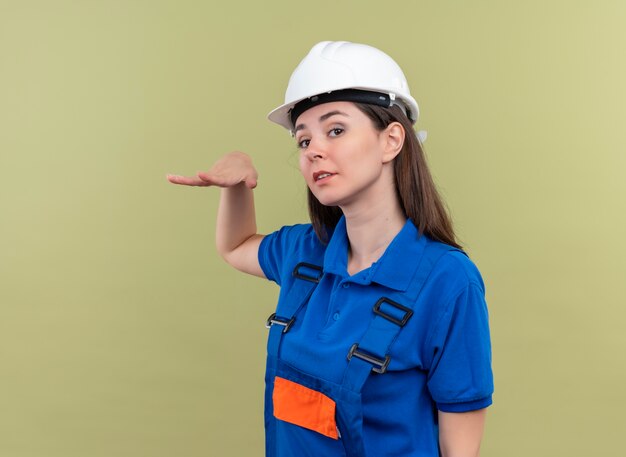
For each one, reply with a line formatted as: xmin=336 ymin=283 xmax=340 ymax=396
xmin=259 ymin=216 xmax=493 ymax=457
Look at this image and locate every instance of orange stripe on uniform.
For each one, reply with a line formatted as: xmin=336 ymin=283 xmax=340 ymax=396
xmin=272 ymin=376 xmax=338 ymax=440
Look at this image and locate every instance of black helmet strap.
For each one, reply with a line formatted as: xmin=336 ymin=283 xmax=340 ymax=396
xmin=289 ymin=89 xmax=395 ymax=128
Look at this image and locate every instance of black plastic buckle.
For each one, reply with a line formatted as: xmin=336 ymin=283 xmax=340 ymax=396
xmin=347 ymin=343 xmax=390 ymax=374
xmin=373 ymin=297 xmax=413 ymax=327
xmin=265 ymin=313 xmax=295 ymax=333
xmin=292 ymin=262 xmax=323 ymax=283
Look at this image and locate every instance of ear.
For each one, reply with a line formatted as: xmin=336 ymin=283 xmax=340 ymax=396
xmin=380 ymin=122 xmax=405 ymax=163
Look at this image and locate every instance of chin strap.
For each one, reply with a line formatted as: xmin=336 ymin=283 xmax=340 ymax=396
xmin=416 ymin=130 xmax=427 ymax=143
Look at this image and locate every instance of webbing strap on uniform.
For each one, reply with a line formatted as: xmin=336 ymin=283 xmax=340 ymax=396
xmin=266 ymin=262 xmax=322 ymax=358
xmin=341 ymin=241 xmax=463 ymax=392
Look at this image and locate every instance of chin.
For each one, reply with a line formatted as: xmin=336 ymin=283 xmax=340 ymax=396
xmin=314 ymin=196 xmax=339 ymax=207
xmin=311 ymin=186 xmax=359 ymax=208
xmin=315 ymin=195 xmax=349 ymax=209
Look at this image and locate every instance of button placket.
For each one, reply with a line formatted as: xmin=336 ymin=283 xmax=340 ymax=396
xmin=320 ymin=278 xmax=349 ymax=331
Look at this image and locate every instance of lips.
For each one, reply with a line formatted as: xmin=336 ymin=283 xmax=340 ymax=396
xmin=313 ymin=171 xmax=336 ymax=182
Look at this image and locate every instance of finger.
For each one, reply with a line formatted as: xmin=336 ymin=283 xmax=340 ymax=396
xmin=166 ymin=174 xmax=212 ymax=186
xmin=196 ymin=172 xmax=239 ymax=187
xmin=196 ymin=171 xmax=219 ymax=183
xmin=244 ymin=177 xmax=258 ymax=189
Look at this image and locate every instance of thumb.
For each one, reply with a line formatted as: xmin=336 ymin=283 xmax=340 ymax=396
xmin=244 ymin=176 xmax=258 ymax=189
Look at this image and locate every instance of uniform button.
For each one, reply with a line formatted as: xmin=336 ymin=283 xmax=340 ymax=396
xmin=342 ymin=283 xmax=350 ymax=288
xmin=333 ymin=312 xmax=340 ymax=321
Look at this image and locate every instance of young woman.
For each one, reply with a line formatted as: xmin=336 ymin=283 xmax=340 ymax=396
xmin=168 ymin=41 xmax=493 ymax=457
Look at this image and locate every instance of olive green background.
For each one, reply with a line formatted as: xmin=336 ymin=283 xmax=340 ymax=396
xmin=1 ymin=1 xmax=625 ymax=456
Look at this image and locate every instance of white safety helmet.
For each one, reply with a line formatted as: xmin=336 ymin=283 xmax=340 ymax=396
xmin=268 ymin=41 xmax=420 ymax=134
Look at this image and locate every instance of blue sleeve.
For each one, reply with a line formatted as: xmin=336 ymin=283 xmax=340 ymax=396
xmin=426 ymin=282 xmax=494 ymax=412
xmin=258 ymin=224 xmax=320 ymax=286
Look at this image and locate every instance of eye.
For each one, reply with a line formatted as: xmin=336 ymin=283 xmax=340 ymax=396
xmin=329 ymin=127 xmax=344 ymax=137
xmin=297 ymin=138 xmax=310 ymax=149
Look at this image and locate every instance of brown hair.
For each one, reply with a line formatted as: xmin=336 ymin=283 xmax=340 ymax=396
xmin=306 ymin=103 xmax=462 ymax=249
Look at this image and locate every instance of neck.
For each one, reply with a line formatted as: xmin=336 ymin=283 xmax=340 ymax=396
xmin=341 ymin=195 xmax=406 ymax=276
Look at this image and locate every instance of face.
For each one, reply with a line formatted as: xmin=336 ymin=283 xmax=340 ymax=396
xmin=294 ymin=101 xmax=401 ymax=209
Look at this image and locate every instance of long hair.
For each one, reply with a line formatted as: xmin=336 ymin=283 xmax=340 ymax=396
xmin=306 ymin=103 xmax=462 ymax=249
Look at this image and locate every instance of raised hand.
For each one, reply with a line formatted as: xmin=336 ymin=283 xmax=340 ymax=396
xmin=167 ymin=151 xmax=258 ymax=189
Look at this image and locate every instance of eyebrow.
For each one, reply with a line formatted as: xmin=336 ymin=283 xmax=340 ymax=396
xmin=294 ymin=110 xmax=349 ymax=133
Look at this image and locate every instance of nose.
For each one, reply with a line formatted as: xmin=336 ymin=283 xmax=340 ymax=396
xmin=303 ymin=138 xmax=327 ymax=161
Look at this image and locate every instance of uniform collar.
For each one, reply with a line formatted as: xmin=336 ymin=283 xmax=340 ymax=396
xmin=323 ymin=216 xmax=428 ymax=292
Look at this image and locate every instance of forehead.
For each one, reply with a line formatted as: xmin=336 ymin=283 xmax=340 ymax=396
xmin=294 ymin=101 xmax=362 ymax=127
